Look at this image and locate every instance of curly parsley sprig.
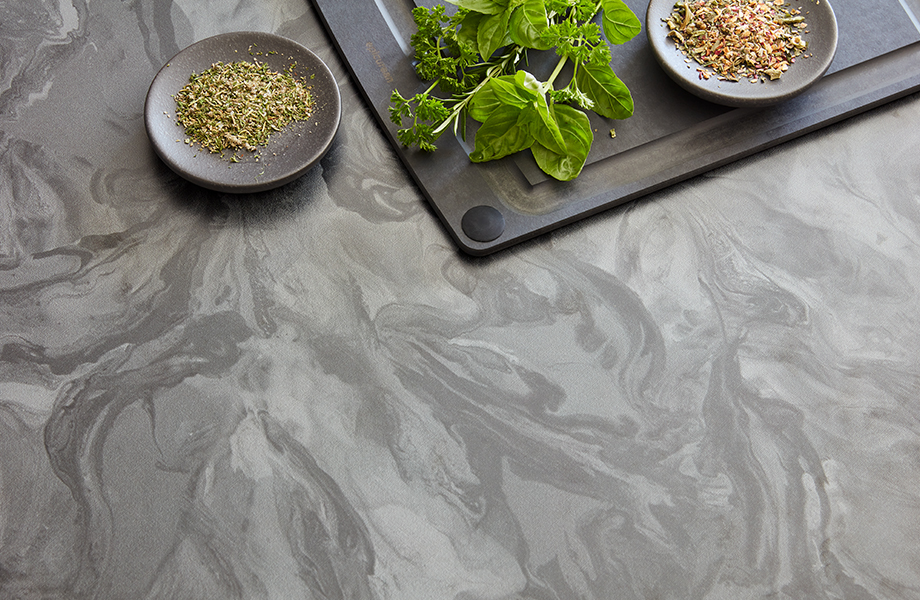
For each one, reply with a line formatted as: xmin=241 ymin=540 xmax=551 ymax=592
xmin=389 ymin=0 xmax=641 ymax=181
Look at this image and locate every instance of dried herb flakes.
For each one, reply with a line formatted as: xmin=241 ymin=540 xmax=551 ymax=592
xmin=173 ymin=60 xmax=315 ymax=156
xmin=665 ymin=0 xmax=809 ymax=82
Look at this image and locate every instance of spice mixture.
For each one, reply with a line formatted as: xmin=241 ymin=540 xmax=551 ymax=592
xmin=173 ymin=60 xmax=315 ymax=155
xmin=665 ymin=0 xmax=809 ymax=82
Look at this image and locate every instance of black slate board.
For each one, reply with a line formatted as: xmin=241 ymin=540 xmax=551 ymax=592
xmin=313 ymin=0 xmax=920 ymax=255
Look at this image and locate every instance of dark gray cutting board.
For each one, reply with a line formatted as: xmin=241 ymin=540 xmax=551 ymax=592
xmin=313 ymin=0 xmax=920 ymax=255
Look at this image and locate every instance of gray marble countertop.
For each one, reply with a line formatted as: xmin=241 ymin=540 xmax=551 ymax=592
xmin=2 ymin=1 xmax=920 ymax=599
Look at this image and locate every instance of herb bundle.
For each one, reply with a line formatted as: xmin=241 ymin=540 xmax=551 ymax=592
xmin=665 ymin=0 xmax=809 ymax=82
xmin=174 ymin=60 xmax=315 ymax=157
xmin=389 ymin=0 xmax=642 ymax=181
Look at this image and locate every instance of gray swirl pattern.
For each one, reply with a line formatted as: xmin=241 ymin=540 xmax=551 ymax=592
xmin=2 ymin=0 xmax=920 ymax=598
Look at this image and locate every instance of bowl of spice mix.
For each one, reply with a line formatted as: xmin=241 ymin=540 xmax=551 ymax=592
xmin=646 ymin=0 xmax=838 ymax=107
xmin=145 ymin=31 xmax=341 ymax=193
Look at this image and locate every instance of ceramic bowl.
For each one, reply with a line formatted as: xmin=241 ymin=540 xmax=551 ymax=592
xmin=145 ymin=31 xmax=341 ymax=193
xmin=646 ymin=0 xmax=838 ymax=107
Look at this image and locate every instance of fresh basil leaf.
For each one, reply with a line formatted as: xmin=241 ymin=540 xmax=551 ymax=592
xmin=490 ymin=75 xmax=535 ymax=107
xmin=531 ymin=104 xmax=593 ymax=181
xmin=469 ymin=85 xmax=502 ymax=122
xmin=470 ymin=71 xmax=541 ymax=123
xmin=446 ymin=0 xmax=508 ymax=15
xmin=477 ymin=9 xmax=513 ymax=59
xmin=514 ymin=70 xmax=543 ymax=98
xmin=599 ymin=0 xmax=641 ymax=45
xmin=530 ymin=97 xmax=566 ymax=155
xmin=470 ymin=104 xmax=535 ymax=162
xmin=457 ymin=11 xmax=485 ymax=47
xmin=509 ymin=0 xmax=552 ymax=50
xmin=574 ymin=61 xmax=633 ymax=119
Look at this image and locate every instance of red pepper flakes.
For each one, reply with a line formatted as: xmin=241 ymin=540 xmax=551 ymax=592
xmin=665 ymin=0 xmax=809 ymax=82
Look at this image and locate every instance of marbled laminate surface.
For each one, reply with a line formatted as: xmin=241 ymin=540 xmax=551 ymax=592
xmin=2 ymin=0 xmax=920 ymax=598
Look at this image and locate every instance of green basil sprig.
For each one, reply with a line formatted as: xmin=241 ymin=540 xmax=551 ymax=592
xmin=389 ymin=0 xmax=640 ymax=181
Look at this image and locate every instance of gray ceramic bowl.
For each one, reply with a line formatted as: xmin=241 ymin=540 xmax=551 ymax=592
xmin=646 ymin=0 xmax=838 ymax=107
xmin=145 ymin=31 xmax=341 ymax=193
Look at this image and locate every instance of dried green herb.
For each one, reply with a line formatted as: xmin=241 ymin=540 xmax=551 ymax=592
xmin=173 ymin=60 xmax=315 ymax=156
xmin=665 ymin=0 xmax=809 ymax=82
